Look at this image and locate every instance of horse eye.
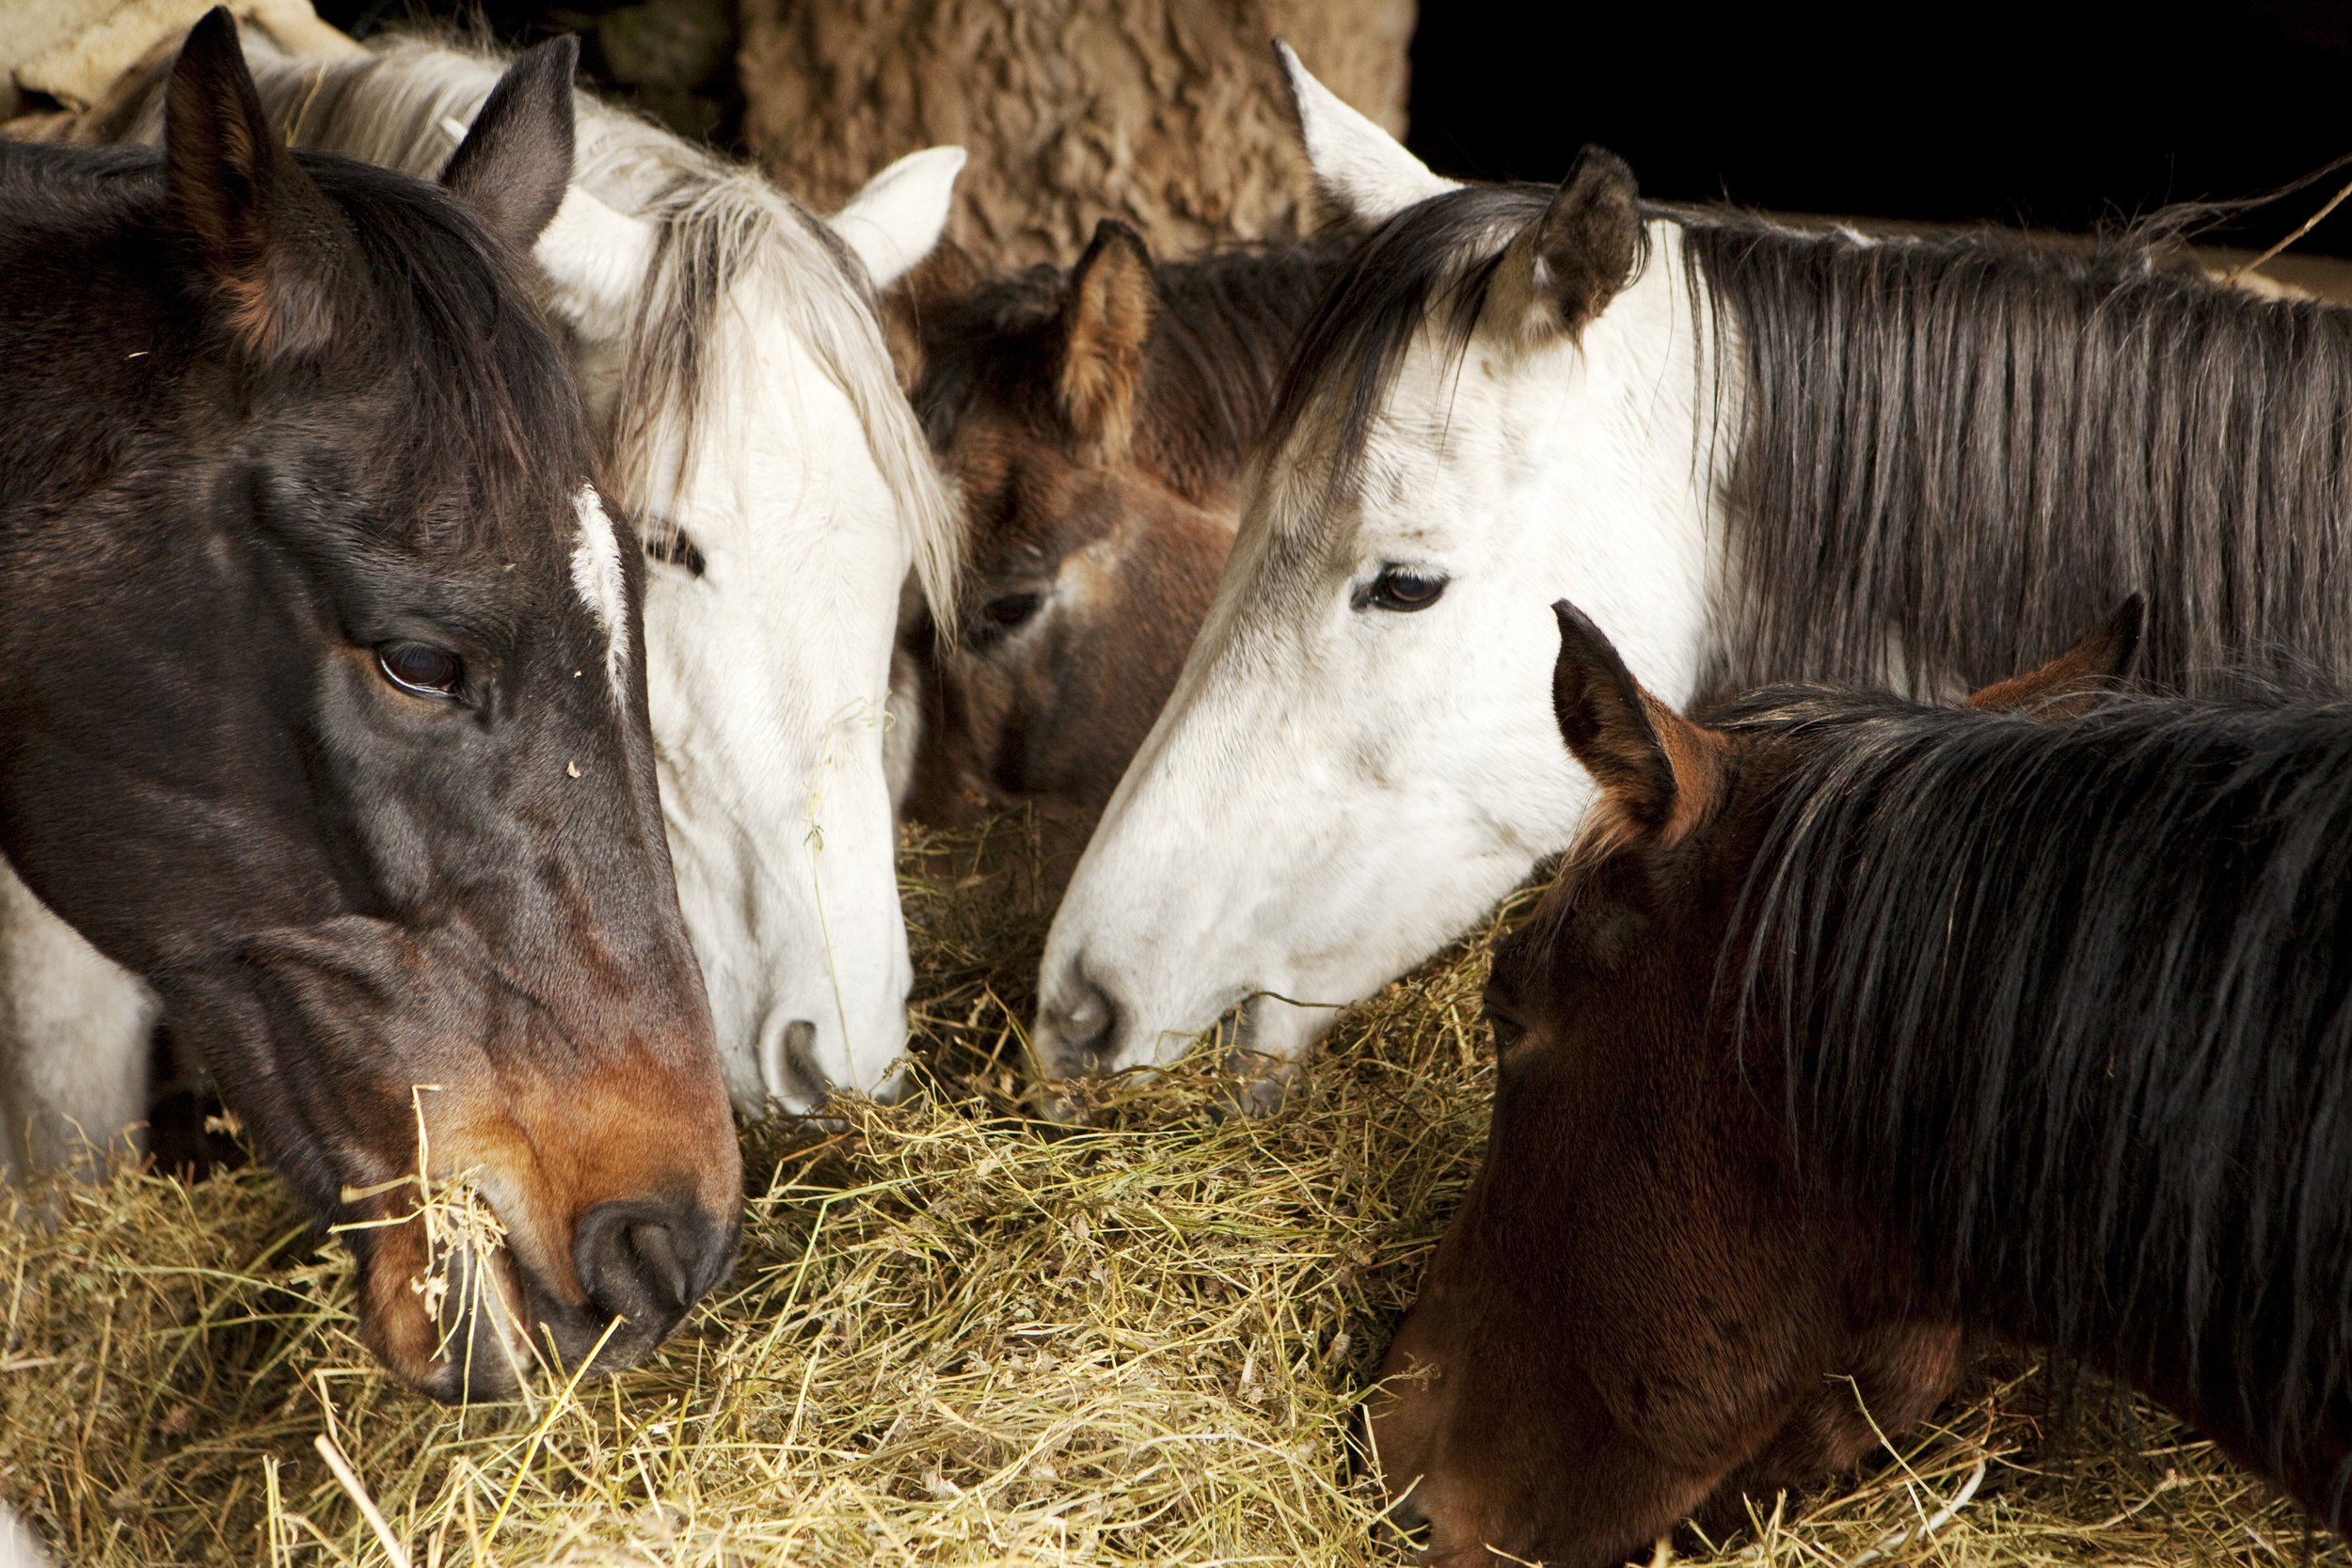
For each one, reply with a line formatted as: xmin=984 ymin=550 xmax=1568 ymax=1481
xmin=1363 ymin=566 xmax=1447 ymax=612
xmin=644 ymin=525 xmax=707 ymax=577
xmin=983 ymin=592 xmax=1044 ymax=628
xmin=376 ymin=641 xmax=464 ymax=698
xmin=1486 ymin=1010 xmax=1528 ymax=1054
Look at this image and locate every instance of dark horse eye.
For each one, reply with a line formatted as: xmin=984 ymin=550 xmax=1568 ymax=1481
xmin=982 ymin=592 xmax=1044 ymax=629
xmin=1363 ymin=566 xmax=1447 ymax=612
xmin=376 ymin=641 xmax=464 ymax=698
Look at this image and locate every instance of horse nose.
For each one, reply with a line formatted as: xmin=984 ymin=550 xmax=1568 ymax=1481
xmin=1040 ymin=974 xmax=1121 ymax=1075
xmin=573 ymin=1198 xmax=733 ymax=1330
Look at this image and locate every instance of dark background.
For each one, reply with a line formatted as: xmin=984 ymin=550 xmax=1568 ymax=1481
xmin=1406 ymin=2 xmax=2352 ymax=255
xmin=320 ymin=0 xmax=2352 ymax=258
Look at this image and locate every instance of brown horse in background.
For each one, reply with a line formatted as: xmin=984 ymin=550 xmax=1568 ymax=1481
xmin=893 ymin=220 xmax=1344 ymax=849
xmin=1370 ymin=596 xmax=2352 ymax=1561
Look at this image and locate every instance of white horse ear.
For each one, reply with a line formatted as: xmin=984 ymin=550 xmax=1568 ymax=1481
xmin=535 ymin=183 xmax=659 ymax=341
xmin=828 ymin=145 xmax=967 ymax=289
xmin=438 ymin=112 xmax=653 ymax=340
xmin=1273 ymin=39 xmax=1454 ymax=226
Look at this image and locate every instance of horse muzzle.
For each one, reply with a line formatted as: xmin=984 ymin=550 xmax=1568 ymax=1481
xmin=352 ymin=1185 xmax=739 ymax=1402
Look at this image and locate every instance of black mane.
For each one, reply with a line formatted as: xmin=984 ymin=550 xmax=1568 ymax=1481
xmin=1685 ymin=214 xmax=2352 ymax=696
xmin=1254 ymin=181 xmax=2352 ymax=696
xmin=914 ymin=237 xmax=1349 ymax=497
xmin=1715 ymin=686 xmax=2352 ymax=1497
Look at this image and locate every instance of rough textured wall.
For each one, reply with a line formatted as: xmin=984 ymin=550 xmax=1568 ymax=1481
xmin=739 ymin=0 xmax=1412 ymax=267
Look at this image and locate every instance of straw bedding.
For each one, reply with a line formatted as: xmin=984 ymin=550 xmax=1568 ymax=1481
xmin=0 ymin=816 xmax=2336 ymax=1566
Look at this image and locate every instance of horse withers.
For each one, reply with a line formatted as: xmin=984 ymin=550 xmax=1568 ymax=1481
xmin=0 ymin=13 xmax=738 ymax=1398
xmin=1373 ymin=597 xmax=2352 ymax=1561
xmin=894 ymin=221 xmax=1343 ymax=855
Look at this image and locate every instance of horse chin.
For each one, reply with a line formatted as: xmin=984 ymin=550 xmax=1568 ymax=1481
xmin=1030 ymin=995 xmax=1328 ymax=1122
xmin=419 ymin=1241 xmax=543 ymax=1402
xmin=358 ymin=1214 xmax=696 ymax=1403
xmin=359 ymin=1221 xmax=540 ymax=1402
xmin=1215 ymin=994 xmax=1331 ymax=1113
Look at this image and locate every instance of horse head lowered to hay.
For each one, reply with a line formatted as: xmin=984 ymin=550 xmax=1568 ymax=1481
xmin=1371 ymin=597 xmax=2352 ymax=1563
xmin=38 ymin=23 xmax=967 ymax=1123
xmin=895 ymin=220 xmax=1343 ymax=839
xmin=0 ymin=12 xmax=739 ymax=1398
xmin=1032 ymin=42 xmax=2352 ymax=1089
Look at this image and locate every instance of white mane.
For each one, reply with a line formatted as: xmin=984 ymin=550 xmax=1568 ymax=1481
xmin=233 ymin=36 xmax=960 ymax=618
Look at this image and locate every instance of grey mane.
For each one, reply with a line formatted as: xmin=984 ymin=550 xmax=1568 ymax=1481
xmin=1261 ymin=181 xmax=2352 ymax=699
xmin=1680 ymin=213 xmax=2352 ymax=695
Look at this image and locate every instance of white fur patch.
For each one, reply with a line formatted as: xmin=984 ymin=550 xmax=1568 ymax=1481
xmin=570 ymin=483 xmax=628 ymax=692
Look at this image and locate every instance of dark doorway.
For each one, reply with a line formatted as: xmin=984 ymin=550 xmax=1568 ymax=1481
xmin=1406 ymin=3 xmax=2352 ymax=256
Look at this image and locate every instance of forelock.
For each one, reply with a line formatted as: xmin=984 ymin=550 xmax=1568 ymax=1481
xmin=1256 ymin=183 xmax=1559 ymax=541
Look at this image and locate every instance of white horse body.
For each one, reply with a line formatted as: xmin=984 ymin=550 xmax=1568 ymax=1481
xmin=1032 ymin=53 xmax=1733 ymax=1078
xmin=0 ymin=28 xmax=963 ymax=1170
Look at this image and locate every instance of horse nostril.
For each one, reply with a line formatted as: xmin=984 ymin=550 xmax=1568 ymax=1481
xmin=1379 ymin=1490 xmax=1434 ymax=1558
xmin=628 ymin=1219 xmax=690 ymax=1308
xmin=1046 ymin=977 xmax=1120 ymax=1072
xmin=759 ymin=1018 xmax=833 ymax=1110
xmin=573 ymin=1199 xmax=732 ymax=1327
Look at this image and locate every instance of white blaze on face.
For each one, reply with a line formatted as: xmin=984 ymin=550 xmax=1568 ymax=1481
xmin=631 ymin=301 xmax=925 ymax=1117
xmin=571 ymin=483 xmax=628 ymax=694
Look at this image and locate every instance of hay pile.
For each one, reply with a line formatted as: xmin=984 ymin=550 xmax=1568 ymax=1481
xmin=0 ymin=816 xmax=2331 ymax=1566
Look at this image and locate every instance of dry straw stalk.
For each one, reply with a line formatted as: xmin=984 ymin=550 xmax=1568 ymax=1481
xmin=0 ymin=815 xmax=2335 ymax=1565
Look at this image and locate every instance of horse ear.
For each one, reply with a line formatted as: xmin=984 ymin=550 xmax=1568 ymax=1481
xmin=1551 ymin=599 xmax=1682 ymax=827
xmin=1529 ymin=147 xmax=1644 ymax=339
xmin=534 ymin=182 xmax=660 ymax=342
xmin=440 ymin=36 xmax=578 ymax=253
xmin=828 ymin=146 xmax=967 ymax=290
xmin=1965 ymin=593 xmax=2146 ymax=716
xmin=1274 ymin=39 xmax=1455 ymax=226
xmin=165 ymin=8 xmax=358 ymax=359
xmin=1059 ymin=218 xmax=1156 ymax=462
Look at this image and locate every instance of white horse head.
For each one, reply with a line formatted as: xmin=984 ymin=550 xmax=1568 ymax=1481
xmin=1031 ymin=49 xmax=1728 ymax=1083
xmin=219 ymin=38 xmax=965 ymax=1114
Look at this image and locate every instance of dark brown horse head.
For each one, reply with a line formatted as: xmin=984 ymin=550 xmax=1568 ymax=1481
xmin=0 ymin=12 xmax=738 ymax=1400
xmin=1370 ymin=601 xmax=2137 ymax=1564
xmin=898 ymin=222 xmax=1338 ymax=836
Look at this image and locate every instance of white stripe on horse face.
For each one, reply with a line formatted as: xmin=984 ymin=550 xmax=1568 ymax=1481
xmin=570 ymin=483 xmax=628 ymax=694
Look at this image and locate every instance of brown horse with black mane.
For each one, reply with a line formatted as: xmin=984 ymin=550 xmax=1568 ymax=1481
xmin=0 ymin=12 xmax=737 ymax=1400
xmin=894 ymin=219 xmax=1344 ymax=837
xmin=1371 ymin=594 xmax=2352 ymax=1561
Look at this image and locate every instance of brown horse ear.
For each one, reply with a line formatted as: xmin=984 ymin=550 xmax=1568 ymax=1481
xmin=440 ymin=36 xmax=578 ymax=253
xmin=1059 ymin=218 xmax=1156 ymax=462
xmin=1965 ymin=593 xmax=2145 ymax=716
xmin=1531 ymin=147 xmax=1643 ymax=339
xmin=165 ymin=8 xmax=359 ymax=359
xmin=1551 ymin=599 xmax=1681 ymax=826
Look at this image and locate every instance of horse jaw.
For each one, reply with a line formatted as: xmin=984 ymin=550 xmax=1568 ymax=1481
xmin=1274 ymin=40 xmax=1455 ymax=226
xmin=1033 ymin=223 xmax=1723 ymax=1085
xmin=634 ymin=318 xmax=915 ymax=1117
xmin=827 ymin=145 xmax=967 ymax=290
